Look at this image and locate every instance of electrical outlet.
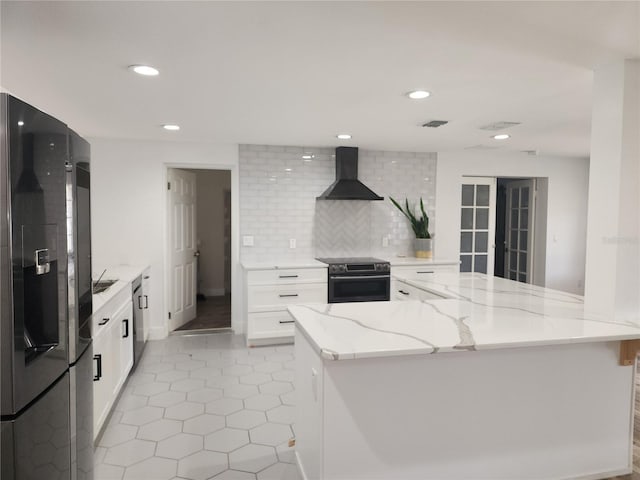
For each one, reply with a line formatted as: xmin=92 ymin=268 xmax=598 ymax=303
xmin=289 ymin=238 xmax=297 ymax=249
xmin=243 ymin=235 xmax=254 ymax=247
xmin=382 ymin=236 xmax=389 ymax=247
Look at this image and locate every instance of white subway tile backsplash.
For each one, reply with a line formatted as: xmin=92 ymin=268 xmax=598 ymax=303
xmin=239 ymin=145 xmax=437 ymax=262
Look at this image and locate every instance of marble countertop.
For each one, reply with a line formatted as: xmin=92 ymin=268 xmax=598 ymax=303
xmin=385 ymin=257 xmax=459 ymax=267
xmin=241 ymin=259 xmax=327 ymax=270
xmin=242 ymin=257 xmax=458 ymax=270
xmin=288 ymin=272 xmax=640 ymax=361
xmin=92 ymin=265 xmax=148 ymax=313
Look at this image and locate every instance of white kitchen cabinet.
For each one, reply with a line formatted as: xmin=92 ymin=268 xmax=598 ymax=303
xmin=92 ymin=287 xmax=133 ymax=439
xmin=391 ymin=262 xmax=458 ymax=279
xmin=141 ymin=267 xmax=151 ymax=341
xmin=117 ymin=300 xmax=134 ymax=385
xmin=244 ymin=266 xmax=327 ymax=346
xmin=394 ymin=279 xmax=448 ymax=301
xmin=390 ymin=261 xmax=458 ymax=297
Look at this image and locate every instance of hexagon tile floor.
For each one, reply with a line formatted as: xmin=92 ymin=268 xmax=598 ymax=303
xmin=94 ymin=333 xmax=302 ymax=480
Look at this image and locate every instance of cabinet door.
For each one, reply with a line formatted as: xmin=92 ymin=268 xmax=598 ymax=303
xmin=92 ymin=327 xmax=112 ymax=436
xmin=115 ymin=301 xmax=133 ymax=386
xmin=142 ymin=270 xmax=151 ymax=341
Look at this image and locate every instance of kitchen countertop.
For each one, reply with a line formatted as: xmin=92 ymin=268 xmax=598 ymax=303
xmin=92 ymin=265 xmax=148 ymax=313
xmin=242 ymin=257 xmax=457 ymax=270
xmin=288 ymin=272 xmax=640 ymax=361
xmin=384 ymin=256 xmax=459 ymax=266
xmin=242 ymin=259 xmax=327 ymax=270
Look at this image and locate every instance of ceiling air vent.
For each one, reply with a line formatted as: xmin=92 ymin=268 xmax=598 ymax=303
xmin=464 ymin=144 xmax=499 ymax=150
xmin=422 ymin=120 xmax=448 ymax=128
xmin=478 ymin=121 xmax=521 ymax=131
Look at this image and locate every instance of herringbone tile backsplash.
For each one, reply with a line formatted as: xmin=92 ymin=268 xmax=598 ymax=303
xmin=239 ymin=145 xmax=437 ymax=262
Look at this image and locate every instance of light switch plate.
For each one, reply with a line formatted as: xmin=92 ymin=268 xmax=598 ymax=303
xmin=289 ymin=238 xmax=297 ymax=249
xmin=243 ymin=235 xmax=254 ymax=247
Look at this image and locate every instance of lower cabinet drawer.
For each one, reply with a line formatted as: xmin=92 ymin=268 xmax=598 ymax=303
xmin=248 ymin=283 xmax=327 ymax=311
xmin=247 ymin=268 xmax=327 ymax=285
xmin=394 ymin=280 xmax=448 ymax=301
xmin=392 ymin=264 xmax=458 ymax=279
xmin=394 ymin=281 xmax=422 ymax=301
xmin=247 ymin=311 xmax=296 ymax=340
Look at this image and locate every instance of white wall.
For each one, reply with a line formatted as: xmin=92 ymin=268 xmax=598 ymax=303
xmin=584 ymin=59 xmax=639 ymax=322
xmin=239 ymin=145 xmax=438 ymax=261
xmin=88 ymin=138 xmax=239 ymax=338
xmin=193 ymin=169 xmax=230 ymax=296
xmin=436 ymin=151 xmax=589 ymax=294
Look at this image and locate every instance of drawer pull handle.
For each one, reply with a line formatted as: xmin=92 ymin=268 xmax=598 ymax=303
xmin=93 ymin=354 xmax=102 ymax=381
xmin=279 ymin=294 xmax=299 ymax=298
xmin=279 ymin=275 xmax=299 ymax=279
xmin=98 ymin=318 xmax=110 ymax=325
xmin=417 ymin=271 xmax=434 ymax=274
xmin=398 ymin=290 xmax=410 ymax=295
xmin=144 ymin=295 xmax=149 ymax=309
xmin=279 ymin=320 xmax=295 ymax=324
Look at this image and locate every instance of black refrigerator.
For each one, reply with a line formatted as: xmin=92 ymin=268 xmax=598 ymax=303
xmin=1 ymin=94 xmax=93 ymax=480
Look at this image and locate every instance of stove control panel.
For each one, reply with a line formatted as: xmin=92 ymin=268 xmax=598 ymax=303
xmin=328 ymin=262 xmax=390 ymax=275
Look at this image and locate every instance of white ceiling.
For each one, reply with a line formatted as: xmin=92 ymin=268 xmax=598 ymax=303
xmin=1 ymin=1 xmax=639 ymax=158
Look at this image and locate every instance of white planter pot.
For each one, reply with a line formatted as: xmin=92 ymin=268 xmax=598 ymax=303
xmin=414 ymin=238 xmax=433 ymax=259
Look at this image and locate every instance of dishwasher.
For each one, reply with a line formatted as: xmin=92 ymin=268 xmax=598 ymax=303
xmin=131 ymin=275 xmax=147 ymax=367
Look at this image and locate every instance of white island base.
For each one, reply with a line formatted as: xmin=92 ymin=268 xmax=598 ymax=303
xmin=295 ymin=330 xmax=636 ymax=480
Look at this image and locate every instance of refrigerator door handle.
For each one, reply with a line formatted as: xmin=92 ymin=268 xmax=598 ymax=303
xmin=123 ymin=319 xmax=129 ymax=338
xmin=93 ymin=354 xmax=102 ymax=381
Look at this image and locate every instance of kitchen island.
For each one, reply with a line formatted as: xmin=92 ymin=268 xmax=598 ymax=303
xmin=289 ymin=273 xmax=640 ymax=480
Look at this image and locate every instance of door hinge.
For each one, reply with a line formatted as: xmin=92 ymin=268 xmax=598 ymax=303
xmin=167 ymin=181 xmax=171 ymax=190
xmin=168 ymin=311 xmax=172 ymax=319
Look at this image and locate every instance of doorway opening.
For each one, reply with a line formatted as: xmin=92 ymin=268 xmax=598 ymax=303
xmin=167 ymin=168 xmax=232 ymax=333
xmin=494 ymin=177 xmax=548 ymax=285
xmin=458 ymin=176 xmax=548 ymax=286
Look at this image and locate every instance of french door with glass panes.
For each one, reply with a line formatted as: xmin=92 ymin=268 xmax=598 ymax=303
xmin=459 ymin=177 xmax=496 ymax=275
xmin=505 ymin=179 xmax=535 ymax=283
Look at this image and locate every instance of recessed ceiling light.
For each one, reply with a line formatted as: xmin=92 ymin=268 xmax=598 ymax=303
xmin=285 ymin=168 xmax=292 ymax=172
xmin=336 ymin=134 xmax=352 ymax=140
xmin=17 ymin=121 xmax=24 ymax=126
xmin=493 ymin=134 xmax=510 ymax=140
xmin=129 ymin=65 xmax=159 ymax=76
xmin=162 ymin=124 xmax=180 ymax=131
xmin=407 ymin=90 xmax=431 ymax=100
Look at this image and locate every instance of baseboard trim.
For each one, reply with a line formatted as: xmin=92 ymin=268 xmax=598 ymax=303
xmin=201 ymin=288 xmax=226 ymax=297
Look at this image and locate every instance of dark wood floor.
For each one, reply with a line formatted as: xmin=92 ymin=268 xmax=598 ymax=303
xmin=175 ymin=294 xmax=231 ymax=331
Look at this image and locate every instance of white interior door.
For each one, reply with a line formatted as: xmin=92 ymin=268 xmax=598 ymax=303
xmin=505 ymin=179 xmax=536 ymax=283
xmin=459 ymin=177 xmax=496 ymax=275
xmin=168 ymin=168 xmax=197 ymax=330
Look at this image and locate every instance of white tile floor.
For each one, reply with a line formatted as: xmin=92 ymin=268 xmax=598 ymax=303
xmin=94 ymin=333 xmax=302 ymax=480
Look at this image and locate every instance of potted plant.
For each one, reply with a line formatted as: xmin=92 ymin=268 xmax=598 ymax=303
xmin=390 ymin=197 xmax=432 ymax=258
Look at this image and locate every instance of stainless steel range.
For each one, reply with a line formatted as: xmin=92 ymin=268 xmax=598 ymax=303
xmin=316 ymin=257 xmax=390 ymax=303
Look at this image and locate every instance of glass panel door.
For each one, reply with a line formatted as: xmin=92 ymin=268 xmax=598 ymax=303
xmin=505 ymin=179 xmax=535 ymax=283
xmin=459 ymin=178 xmax=496 ymax=275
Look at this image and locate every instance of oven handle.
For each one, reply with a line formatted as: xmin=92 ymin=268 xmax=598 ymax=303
xmin=330 ymin=275 xmax=390 ymax=281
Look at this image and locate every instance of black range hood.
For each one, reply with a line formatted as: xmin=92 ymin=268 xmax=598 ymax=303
xmin=316 ymin=147 xmax=383 ymax=201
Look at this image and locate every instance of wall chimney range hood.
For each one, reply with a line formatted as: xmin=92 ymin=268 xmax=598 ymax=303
xmin=316 ymin=147 xmax=383 ymax=201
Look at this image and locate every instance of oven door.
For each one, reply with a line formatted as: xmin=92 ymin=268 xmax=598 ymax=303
xmin=328 ymin=274 xmax=390 ymax=303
